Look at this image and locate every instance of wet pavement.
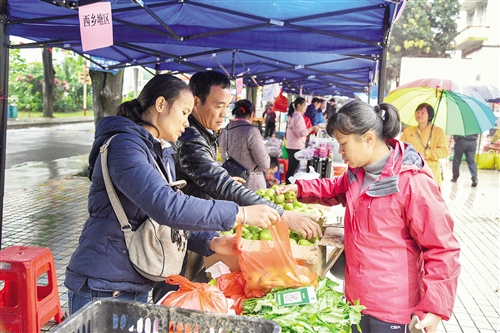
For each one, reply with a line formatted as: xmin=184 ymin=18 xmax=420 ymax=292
xmin=5 ymin=117 xmax=94 ymax=191
xmin=0 ymin=119 xmax=499 ymax=332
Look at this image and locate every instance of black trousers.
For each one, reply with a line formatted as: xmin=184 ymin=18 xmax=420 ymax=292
xmin=265 ymin=122 xmax=276 ymax=138
xmin=352 ymin=314 xmax=408 ymax=333
xmin=286 ymin=148 xmax=301 ymax=184
xmin=452 ymin=139 xmax=478 ymax=181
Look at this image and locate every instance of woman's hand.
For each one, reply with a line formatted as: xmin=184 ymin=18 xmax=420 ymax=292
xmin=267 ymin=177 xmax=280 ymax=187
xmin=231 ymin=176 xmax=246 ymax=184
xmin=237 ymin=205 xmax=280 ymax=229
xmin=309 ymin=126 xmax=320 ymax=133
xmin=209 ymin=234 xmax=238 ymax=256
xmin=275 ymin=184 xmax=298 ymax=195
xmin=281 ymin=210 xmax=323 ymax=239
xmin=416 ymin=312 xmax=441 ymax=333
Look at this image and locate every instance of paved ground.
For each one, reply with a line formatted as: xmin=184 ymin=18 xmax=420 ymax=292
xmin=1 ymin=120 xmax=499 ymax=332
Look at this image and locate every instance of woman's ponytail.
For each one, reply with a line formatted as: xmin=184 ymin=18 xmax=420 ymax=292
xmin=287 ymin=102 xmax=295 ymax=117
xmin=376 ymin=103 xmax=401 ymax=139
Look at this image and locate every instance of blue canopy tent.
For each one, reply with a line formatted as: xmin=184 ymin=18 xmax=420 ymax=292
xmin=0 ymin=0 xmax=405 ymax=239
xmin=4 ymin=0 xmax=404 ymax=95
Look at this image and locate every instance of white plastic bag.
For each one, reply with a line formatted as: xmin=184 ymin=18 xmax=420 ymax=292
xmin=264 ymin=138 xmax=283 ymax=157
xmin=288 ymin=166 xmax=320 ymax=184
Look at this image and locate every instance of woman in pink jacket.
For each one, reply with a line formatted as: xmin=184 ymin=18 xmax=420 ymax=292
xmin=285 ymin=97 xmax=319 ymax=184
xmin=277 ymin=101 xmax=460 ymax=333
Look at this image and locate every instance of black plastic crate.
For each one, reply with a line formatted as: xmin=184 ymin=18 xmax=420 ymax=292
xmin=52 ymin=299 xmax=281 ymax=333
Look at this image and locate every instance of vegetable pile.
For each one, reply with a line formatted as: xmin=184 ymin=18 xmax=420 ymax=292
xmin=221 ymin=223 xmax=319 ymax=245
xmin=242 ymin=277 xmax=364 ymax=333
xmin=255 ymin=186 xmax=324 ymax=216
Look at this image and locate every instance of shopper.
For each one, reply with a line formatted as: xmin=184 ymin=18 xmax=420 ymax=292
xmin=304 ymin=97 xmax=321 ymax=126
xmin=276 ymin=100 xmax=460 ymax=333
xmin=219 ymin=99 xmax=270 ymax=191
xmin=325 ymin=98 xmax=337 ymax=120
xmin=452 ymin=135 xmax=479 ymax=186
xmin=265 ymin=156 xmax=280 ymax=188
xmin=316 ymin=99 xmax=326 ymax=125
xmin=64 ymin=74 xmax=280 ymax=314
xmin=285 ymin=97 xmax=319 ymax=184
xmin=263 ymin=102 xmax=276 ymax=138
xmin=400 ymin=103 xmax=449 ymax=187
xmin=152 ymin=71 xmax=323 ymax=302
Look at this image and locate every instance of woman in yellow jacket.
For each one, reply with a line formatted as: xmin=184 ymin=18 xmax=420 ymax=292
xmin=400 ymin=103 xmax=449 ymax=187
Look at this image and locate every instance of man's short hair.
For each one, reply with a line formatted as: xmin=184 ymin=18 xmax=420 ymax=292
xmin=189 ymin=71 xmax=231 ymax=104
xmin=311 ymin=97 xmax=321 ymax=104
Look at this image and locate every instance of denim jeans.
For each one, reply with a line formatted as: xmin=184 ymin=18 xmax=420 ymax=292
xmin=68 ymin=283 xmax=149 ymax=315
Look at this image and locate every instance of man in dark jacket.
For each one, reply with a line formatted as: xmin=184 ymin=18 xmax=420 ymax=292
xmin=152 ymin=71 xmax=323 ymax=301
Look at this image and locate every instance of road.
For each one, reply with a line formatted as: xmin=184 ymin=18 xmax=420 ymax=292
xmin=4 ymin=122 xmax=95 ymax=190
xmin=5 ymin=122 xmax=95 ymax=168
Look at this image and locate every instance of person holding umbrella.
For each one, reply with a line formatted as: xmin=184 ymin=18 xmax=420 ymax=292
xmin=400 ymin=103 xmax=449 ymax=187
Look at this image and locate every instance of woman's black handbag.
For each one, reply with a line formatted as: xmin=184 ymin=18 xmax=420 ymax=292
xmin=222 ymin=156 xmax=251 ymax=180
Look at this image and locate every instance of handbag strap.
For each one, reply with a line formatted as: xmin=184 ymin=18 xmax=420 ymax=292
xmin=100 ymin=135 xmax=186 ymax=246
xmin=416 ymin=124 xmax=434 ymax=150
xmin=100 ymin=134 xmax=134 ymax=246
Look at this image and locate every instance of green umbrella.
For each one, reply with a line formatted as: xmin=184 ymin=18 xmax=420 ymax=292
xmin=384 ymin=86 xmax=496 ymax=135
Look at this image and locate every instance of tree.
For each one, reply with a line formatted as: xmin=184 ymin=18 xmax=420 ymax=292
xmin=42 ymin=48 xmax=55 ymax=117
xmin=8 ymin=49 xmax=44 ymax=113
xmin=9 ymin=48 xmax=92 ymax=113
xmin=90 ymin=69 xmax=124 ymax=126
xmin=385 ymin=0 xmax=461 ymax=91
xmin=54 ymin=50 xmax=91 ymax=113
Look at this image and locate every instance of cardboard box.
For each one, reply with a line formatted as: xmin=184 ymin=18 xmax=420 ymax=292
xmin=204 ymin=226 xmax=344 ymax=278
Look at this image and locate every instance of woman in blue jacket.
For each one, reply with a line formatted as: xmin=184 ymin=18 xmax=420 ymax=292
xmin=65 ymin=74 xmax=279 ymax=314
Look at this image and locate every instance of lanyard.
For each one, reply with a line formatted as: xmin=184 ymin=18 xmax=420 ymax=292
xmin=415 ymin=124 xmax=434 ymax=150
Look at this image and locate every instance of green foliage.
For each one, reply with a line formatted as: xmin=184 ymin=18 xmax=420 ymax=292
xmin=386 ymin=0 xmax=461 ymax=90
xmin=242 ymin=277 xmax=365 ymax=333
xmin=9 ymin=49 xmax=44 ymax=112
xmin=8 ymin=48 xmax=93 ymax=113
xmin=122 ymin=90 xmax=135 ymax=103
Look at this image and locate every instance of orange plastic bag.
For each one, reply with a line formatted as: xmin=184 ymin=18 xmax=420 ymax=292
xmin=216 ymin=271 xmax=247 ymax=314
xmin=235 ymin=220 xmax=318 ymax=298
xmin=161 ymin=275 xmax=228 ymax=314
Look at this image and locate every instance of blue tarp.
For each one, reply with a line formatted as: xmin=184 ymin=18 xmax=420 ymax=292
xmin=5 ymin=0 xmax=405 ymax=96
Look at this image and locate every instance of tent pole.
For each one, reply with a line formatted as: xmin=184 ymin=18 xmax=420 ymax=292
xmin=378 ymin=3 xmax=395 ymax=104
xmin=0 ymin=0 xmax=9 ymax=246
xmin=378 ymin=47 xmax=387 ymax=104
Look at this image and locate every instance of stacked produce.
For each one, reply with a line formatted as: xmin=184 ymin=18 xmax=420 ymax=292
xmin=255 ymin=185 xmax=323 ymax=216
xmin=242 ymin=277 xmax=365 ymax=333
xmin=220 ymin=222 xmax=318 ymax=246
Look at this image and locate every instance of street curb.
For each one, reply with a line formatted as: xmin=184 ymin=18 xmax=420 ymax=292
xmin=6 ymin=117 xmax=94 ymax=129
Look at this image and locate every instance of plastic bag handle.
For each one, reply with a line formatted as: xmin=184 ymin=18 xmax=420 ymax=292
xmin=165 ymin=275 xmax=195 ymax=288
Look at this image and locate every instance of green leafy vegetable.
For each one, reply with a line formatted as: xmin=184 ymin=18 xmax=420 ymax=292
xmin=242 ymin=277 xmax=365 ymax=333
